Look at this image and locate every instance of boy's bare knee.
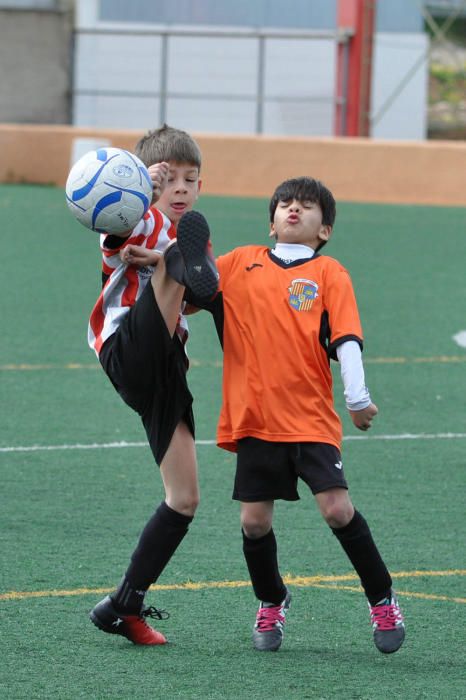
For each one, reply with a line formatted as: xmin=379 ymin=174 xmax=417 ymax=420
xmin=240 ymin=501 xmax=274 ymax=539
xmin=241 ymin=515 xmax=272 ymax=540
xmin=316 ymin=489 xmax=354 ymax=529
xmin=166 ymin=492 xmax=200 ymax=517
xmin=323 ymin=509 xmax=350 ymax=529
xmin=322 ymin=501 xmax=354 ymax=528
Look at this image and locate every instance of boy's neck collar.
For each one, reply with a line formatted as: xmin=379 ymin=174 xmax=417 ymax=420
xmin=271 ymin=243 xmax=315 ymax=263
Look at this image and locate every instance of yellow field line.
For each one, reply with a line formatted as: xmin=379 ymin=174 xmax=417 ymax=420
xmin=0 ymin=363 xmax=100 ymax=370
xmin=364 ymin=356 xmax=466 ymax=365
xmin=289 ymin=583 xmax=466 ymax=605
xmin=285 ymin=569 xmax=466 ymax=584
xmin=1 ymin=569 xmax=465 ymax=603
xmin=1 ymin=356 xmax=466 ymax=371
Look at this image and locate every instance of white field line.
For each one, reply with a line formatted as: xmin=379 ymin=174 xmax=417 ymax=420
xmin=2 ymin=433 xmax=466 ymax=453
xmin=452 ymin=331 xmax=466 ymax=349
xmin=1 ymin=355 xmax=466 ymax=371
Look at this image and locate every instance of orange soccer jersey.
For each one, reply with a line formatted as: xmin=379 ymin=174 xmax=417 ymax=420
xmin=216 ymin=246 xmax=363 ymax=452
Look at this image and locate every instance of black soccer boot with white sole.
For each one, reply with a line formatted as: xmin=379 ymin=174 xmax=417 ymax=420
xmin=164 ymin=210 xmax=218 ymax=302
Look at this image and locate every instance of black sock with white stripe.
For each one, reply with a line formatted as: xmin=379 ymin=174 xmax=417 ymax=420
xmin=111 ymin=575 xmax=146 ymax=615
xmin=111 ymin=501 xmax=193 ymax=614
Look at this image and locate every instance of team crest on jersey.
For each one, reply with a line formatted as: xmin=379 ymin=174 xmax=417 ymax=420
xmin=288 ymin=278 xmax=319 ymax=312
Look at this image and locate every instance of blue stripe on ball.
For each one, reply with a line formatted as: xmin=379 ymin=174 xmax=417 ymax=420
xmin=65 ymin=193 xmax=86 ymax=212
xmin=125 ymin=151 xmax=150 ymax=188
xmin=139 ymin=166 xmax=152 ymax=189
xmin=91 ymin=190 xmax=123 ymax=229
xmin=72 ymin=166 xmax=105 ymax=202
xmin=107 ymin=184 xmax=150 ymax=212
xmin=72 ymin=155 xmax=120 ymax=202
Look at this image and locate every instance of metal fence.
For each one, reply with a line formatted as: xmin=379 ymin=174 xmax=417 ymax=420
xmin=72 ymin=25 xmax=354 ymax=136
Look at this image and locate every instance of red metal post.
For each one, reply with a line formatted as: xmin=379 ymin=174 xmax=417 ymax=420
xmin=335 ymin=0 xmax=376 ymax=136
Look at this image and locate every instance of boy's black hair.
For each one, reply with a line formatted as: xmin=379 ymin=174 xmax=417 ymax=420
xmin=269 ymin=176 xmax=336 ymax=228
xmin=135 ymin=123 xmax=202 ymax=169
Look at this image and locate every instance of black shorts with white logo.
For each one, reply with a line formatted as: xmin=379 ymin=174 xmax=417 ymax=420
xmin=233 ymin=437 xmax=348 ymax=502
xmin=99 ymin=282 xmax=194 ymax=466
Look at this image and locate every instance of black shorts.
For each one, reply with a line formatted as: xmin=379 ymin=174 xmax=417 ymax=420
xmin=233 ymin=438 xmax=348 ymax=502
xmin=99 ymin=282 xmax=194 ymax=465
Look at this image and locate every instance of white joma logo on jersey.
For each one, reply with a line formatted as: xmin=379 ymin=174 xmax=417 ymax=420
xmin=334 ymin=461 xmax=343 ymax=470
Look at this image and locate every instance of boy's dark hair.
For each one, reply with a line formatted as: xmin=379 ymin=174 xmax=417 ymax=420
xmin=269 ymin=177 xmax=336 ymax=249
xmin=135 ymin=124 xmax=202 ymax=169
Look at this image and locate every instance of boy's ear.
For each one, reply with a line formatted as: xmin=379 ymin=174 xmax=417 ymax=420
xmin=197 ymin=178 xmax=202 ymax=196
xmin=319 ymin=225 xmax=332 ymax=243
xmin=269 ymin=222 xmax=276 ymax=238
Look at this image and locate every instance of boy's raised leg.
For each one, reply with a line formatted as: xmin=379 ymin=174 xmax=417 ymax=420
xmin=164 ymin=211 xmax=218 ymax=302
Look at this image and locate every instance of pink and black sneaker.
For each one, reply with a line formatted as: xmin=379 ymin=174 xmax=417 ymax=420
xmin=252 ymin=589 xmax=291 ymax=652
xmin=369 ymin=591 xmax=405 ymax=653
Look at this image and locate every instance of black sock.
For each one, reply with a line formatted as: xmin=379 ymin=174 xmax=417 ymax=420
xmin=242 ymin=529 xmax=287 ymax=605
xmin=111 ymin=575 xmax=146 ymax=614
xmin=112 ymin=501 xmax=193 ymax=613
xmin=332 ymin=510 xmax=392 ymax=606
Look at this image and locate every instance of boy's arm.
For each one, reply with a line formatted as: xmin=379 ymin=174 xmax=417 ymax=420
xmin=120 ymin=245 xmax=162 ymax=267
xmin=336 ymin=341 xmax=378 ymax=431
xmin=108 ymin=162 xmax=170 ymax=269
xmin=103 ymin=162 xmax=169 ymax=245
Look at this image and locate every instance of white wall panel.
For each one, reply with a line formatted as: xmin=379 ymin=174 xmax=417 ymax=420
xmin=74 ymin=34 xmax=162 ymax=94
xmin=166 ymin=98 xmax=256 ymax=134
xmin=371 ymin=33 xmax=428 ymax=139
xmin=264 ymin=100 xmax=334 ymax=136
xmin=166 ymin=37 xmax=259 ymax=96
xmin=74 ymin=94 xmax=161 ymax=129
xmin=264 ymin=38 xmax=334 ymax=99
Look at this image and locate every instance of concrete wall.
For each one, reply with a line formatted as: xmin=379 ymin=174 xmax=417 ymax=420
xmin=0 ymin=8 xmax=72 ymax=124
xmin=0 ymin=124 xmax=465 ymax=207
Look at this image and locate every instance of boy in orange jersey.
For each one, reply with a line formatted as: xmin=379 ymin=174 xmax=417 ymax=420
xmin=87 ymin=125 xmax=217 ymax=645
xmin=188 ymin=177 xmax=405 ymax=655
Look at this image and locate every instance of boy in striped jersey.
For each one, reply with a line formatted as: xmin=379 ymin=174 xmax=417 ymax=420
xmin=88 ymin=125 xmax=218 ymax=645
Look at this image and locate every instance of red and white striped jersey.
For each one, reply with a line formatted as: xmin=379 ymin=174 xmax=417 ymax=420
xmin=88 ymin=206 xmax=189 ymax=356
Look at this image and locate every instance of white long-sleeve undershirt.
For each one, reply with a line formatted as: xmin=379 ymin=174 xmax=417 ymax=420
xmin=337 ymin=341 xmax=372 ymax=411
xmin=271 ymin=243 xmax=371 ymax=412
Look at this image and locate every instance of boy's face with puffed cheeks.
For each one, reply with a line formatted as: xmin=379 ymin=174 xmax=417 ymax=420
xmin=156 ymin=161 xmax=201 ymax=226
xmin=270 ymin=198 xmax=331 ymax=250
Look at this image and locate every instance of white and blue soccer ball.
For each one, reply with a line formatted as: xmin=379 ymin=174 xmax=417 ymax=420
xmin=65 ymin=147 xmax=153 ymax=234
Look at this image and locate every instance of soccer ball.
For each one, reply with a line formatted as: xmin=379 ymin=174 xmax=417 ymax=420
xmin=65 ymin=147 xmax=153 ymax=234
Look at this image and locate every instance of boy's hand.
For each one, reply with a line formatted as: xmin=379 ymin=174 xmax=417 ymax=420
xmin=349 ymin=403 xmax=378 ymax=431
xmin=148 ymin=161 xmax=169 ymax=202
xmin=120 ymin=244 xmax=161 ymax=268
xmin=183 ymin=303 xmax=201 ymax=315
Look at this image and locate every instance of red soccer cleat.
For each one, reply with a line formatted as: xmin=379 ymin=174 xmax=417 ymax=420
xmin=90 ymin=595 xmax=168 ymax=645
